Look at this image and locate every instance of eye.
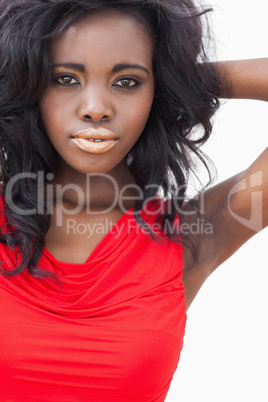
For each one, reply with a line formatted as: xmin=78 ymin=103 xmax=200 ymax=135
xmin=114 ymin=78 xmax=141 ymax=89
xmin=52 ymin=74 xmax=79 ymax=86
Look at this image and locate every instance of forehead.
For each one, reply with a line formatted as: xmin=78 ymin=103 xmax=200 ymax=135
xmin=50 ymin=9 xmax=154 ymax=68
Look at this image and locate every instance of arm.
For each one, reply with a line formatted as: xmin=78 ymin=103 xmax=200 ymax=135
xmin=182 ymin=148 xmax=268 ymax=309
xmin=214 ymin=58 xmax=268 ymax=101
xmin=182 ymin=60 xmax=268 ymax=309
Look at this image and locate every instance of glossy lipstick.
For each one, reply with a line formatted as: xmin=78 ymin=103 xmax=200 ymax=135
xmin=71 ymin=128 xmax=119 ymax=154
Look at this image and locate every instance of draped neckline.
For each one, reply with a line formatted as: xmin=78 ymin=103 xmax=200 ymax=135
xmin=43 ymin=206 xmax=135 ymax=267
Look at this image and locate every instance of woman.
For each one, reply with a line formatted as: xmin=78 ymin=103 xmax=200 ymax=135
xmin=0 ymin=0 xmax=266 ymax=401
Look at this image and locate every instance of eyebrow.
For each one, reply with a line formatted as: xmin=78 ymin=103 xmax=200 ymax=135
xmin=52 ymin=63 xmax=86 ymax=72
xmin=52 ymin=62 xmax=149 ymax=75
xmin=112 ymin=63 xmax=149 ymax=75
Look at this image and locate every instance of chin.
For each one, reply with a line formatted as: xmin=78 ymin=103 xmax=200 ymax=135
xmin=72 ymin=161 xmax=121 ymax=176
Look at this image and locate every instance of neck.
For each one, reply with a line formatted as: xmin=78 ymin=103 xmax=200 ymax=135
xmin=47 ymin=158 xmax=140 ymax=212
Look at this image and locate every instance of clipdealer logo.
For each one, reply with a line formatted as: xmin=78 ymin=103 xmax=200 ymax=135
xmin=4 ymin=172 xmax=171 ymax=226
xmin=4 ymin=170 xmax=265 ymax=233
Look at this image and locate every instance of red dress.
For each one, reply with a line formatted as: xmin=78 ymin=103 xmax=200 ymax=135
xmin=0 ymin=199 xmax=186 ymax=401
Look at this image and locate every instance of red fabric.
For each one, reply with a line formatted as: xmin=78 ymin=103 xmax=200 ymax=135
xmin=0 ymin=198 xmax=186 ymax=401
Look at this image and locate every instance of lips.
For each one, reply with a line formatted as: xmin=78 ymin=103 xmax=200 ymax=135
xmin=71 ymin=128 xmax=119 ymax=154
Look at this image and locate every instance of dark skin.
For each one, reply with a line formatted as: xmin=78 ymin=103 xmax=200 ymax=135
xmin=41 ymin=10 xmax=155 ymax=264
xmin=40 ymin=10 xmax=268 ymax=309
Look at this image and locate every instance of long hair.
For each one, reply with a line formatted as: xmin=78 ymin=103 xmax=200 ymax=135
xmin=0 ymin=0 xmax=221 ymax=278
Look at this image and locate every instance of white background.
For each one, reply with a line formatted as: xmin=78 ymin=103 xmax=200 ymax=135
xmin=166 ymin=0 xmax=268 ymax=401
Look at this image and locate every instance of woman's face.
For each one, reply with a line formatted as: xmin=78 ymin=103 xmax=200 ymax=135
xmin=40 ymin=9 xmax=155 ymax=175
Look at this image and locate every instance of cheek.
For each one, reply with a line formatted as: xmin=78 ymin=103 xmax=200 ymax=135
xmin=125 ymin=93 xmax=154 ymax=139
xmin=39 ymin=100 xmax=67 ymax=157
xmin=39 ymin=93 xmax=67 ymax=134
xmin=40 ymin=96 xmax=55 ymax=133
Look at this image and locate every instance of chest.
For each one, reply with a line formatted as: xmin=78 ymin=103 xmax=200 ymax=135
xmin=45 ymin=208 xmax=125 ymax=264
xmin=0 ymin=264 xmax=186 ymax=401
xmin=0 ymin=210 xmax=187 ymax=399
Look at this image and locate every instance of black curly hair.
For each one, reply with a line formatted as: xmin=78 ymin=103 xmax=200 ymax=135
xmin=0 ymin=0 xmax=221 ymax=278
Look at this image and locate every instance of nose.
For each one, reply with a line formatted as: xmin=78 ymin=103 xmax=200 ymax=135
xmin=78 ymin=86 xmax=114 ymax=123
